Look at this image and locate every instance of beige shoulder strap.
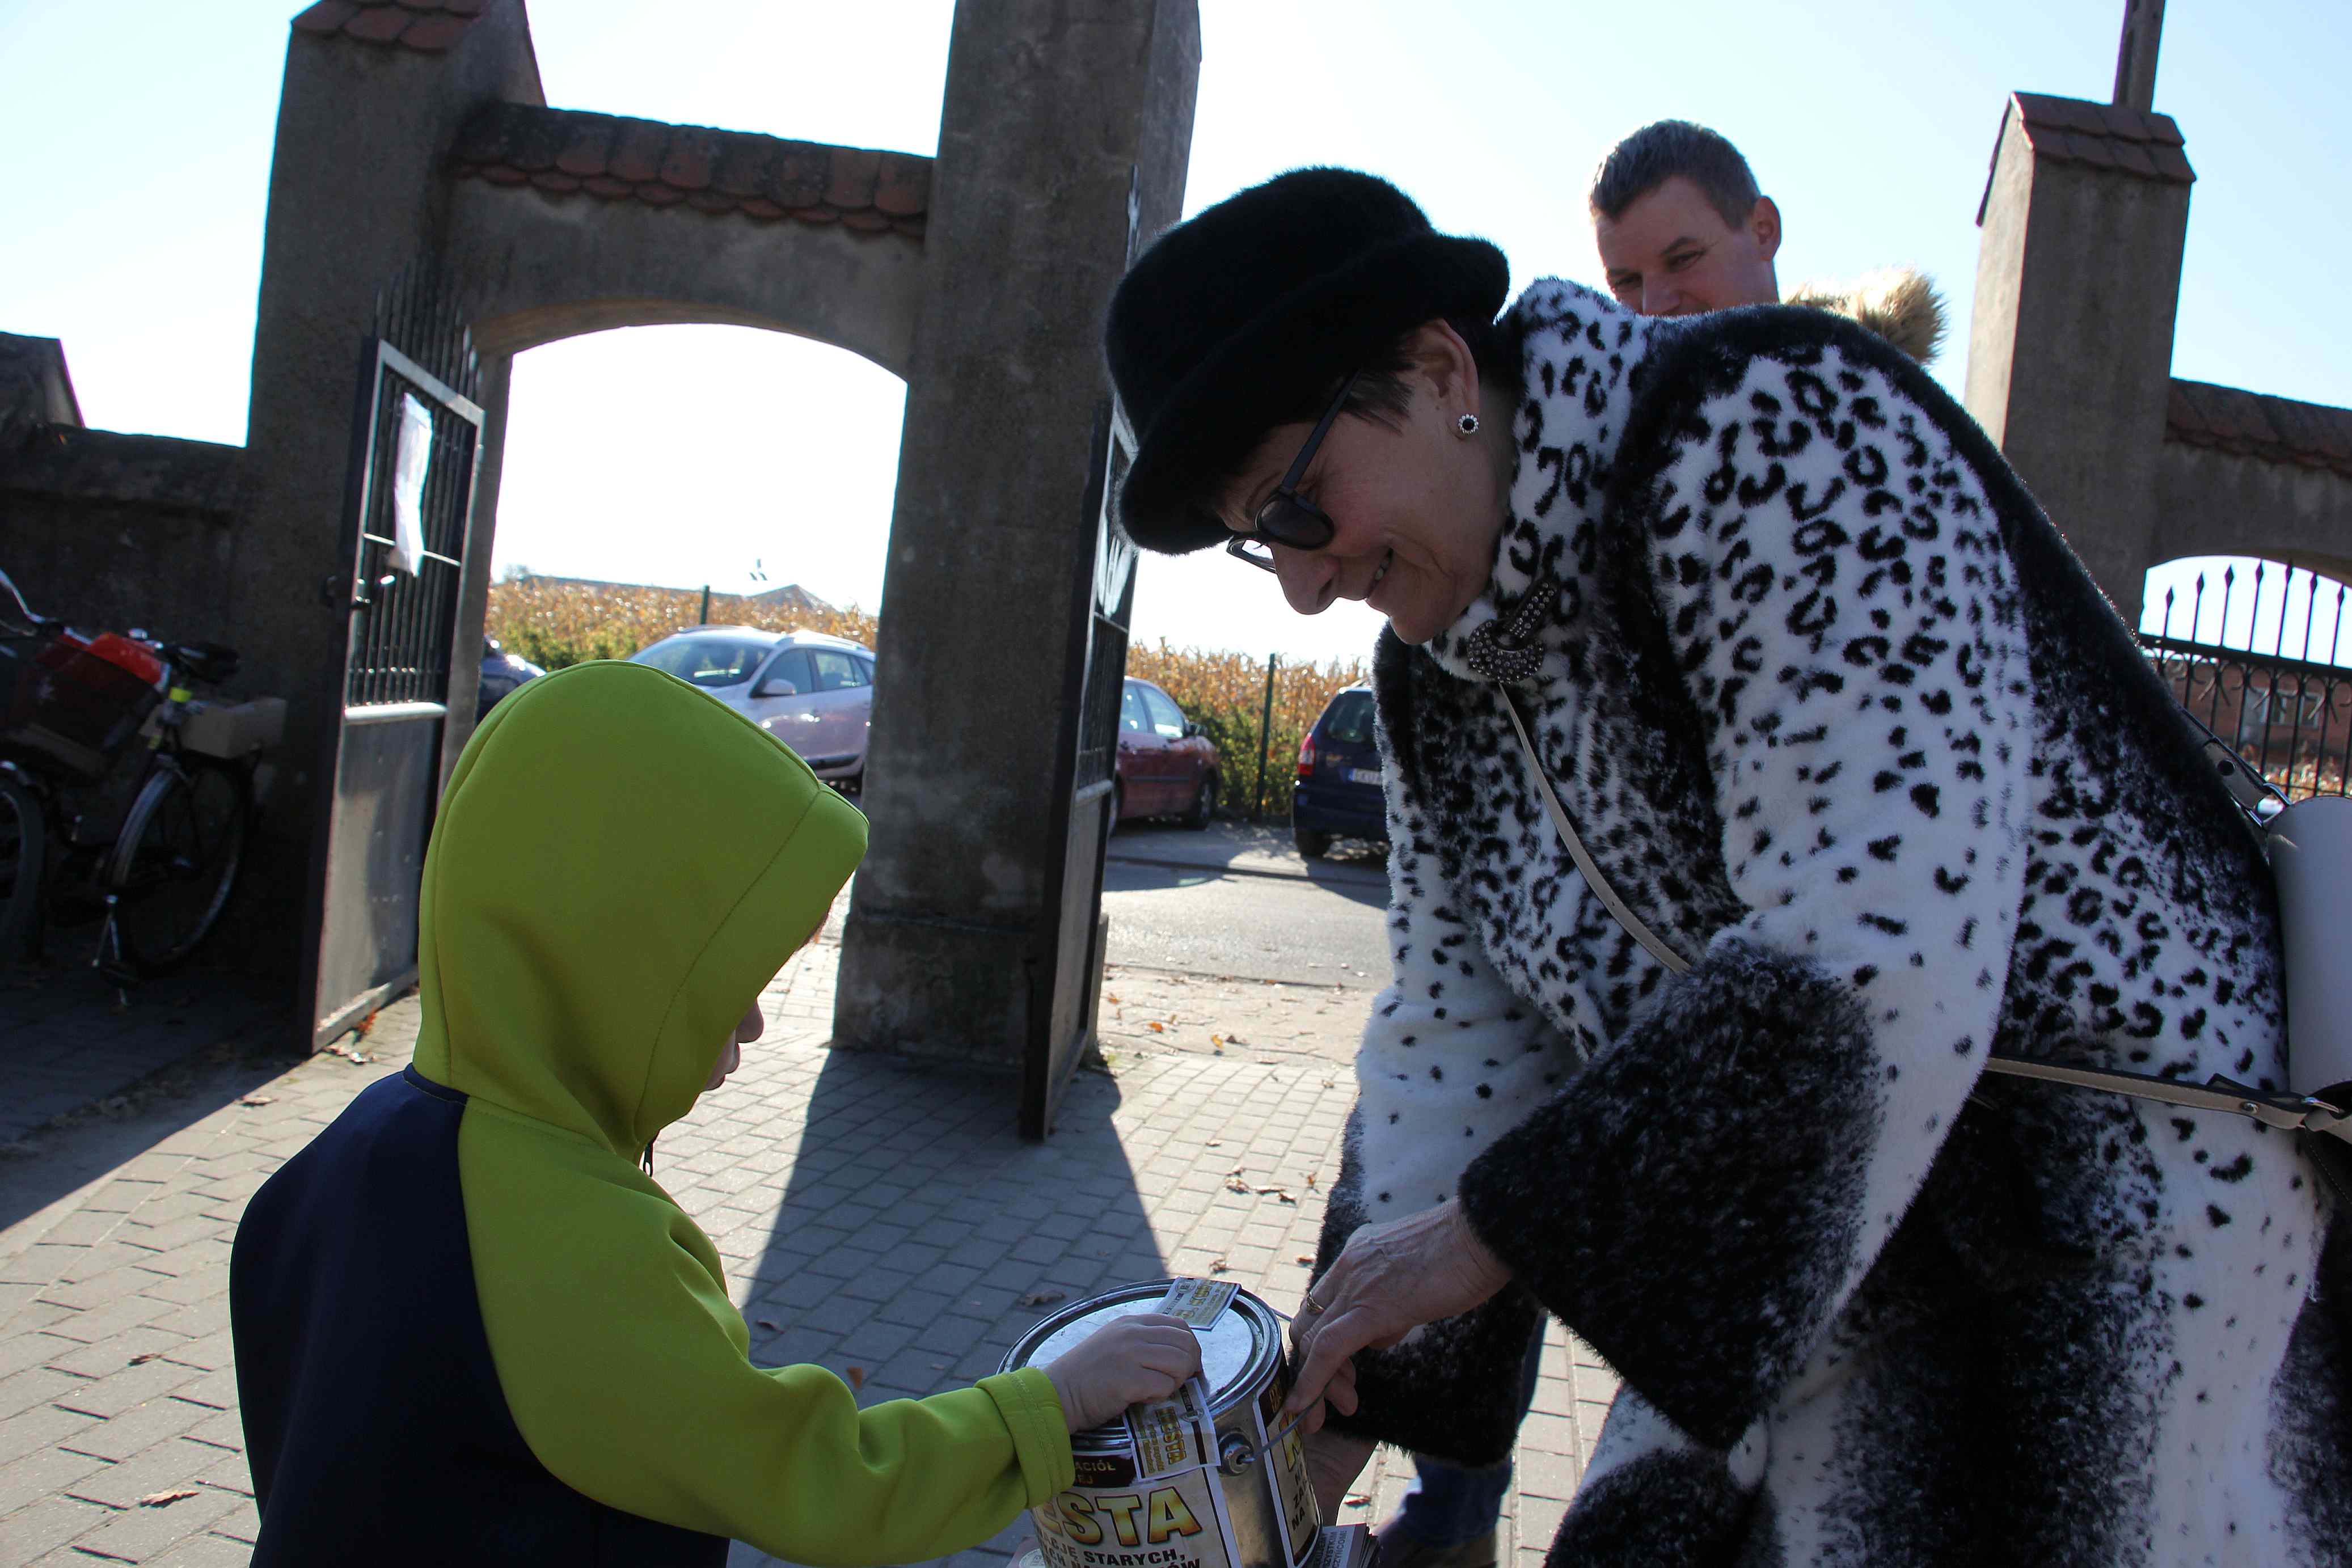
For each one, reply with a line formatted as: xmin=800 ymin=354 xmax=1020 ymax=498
xmin=1495 ymin=680 xmax=2352 ymax=1144
xmin=1496 ymin=683 xmax=1692 ymax=974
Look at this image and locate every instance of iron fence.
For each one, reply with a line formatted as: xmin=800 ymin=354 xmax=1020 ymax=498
xmin=2136 ymin=560 xmax=2351 ymax=802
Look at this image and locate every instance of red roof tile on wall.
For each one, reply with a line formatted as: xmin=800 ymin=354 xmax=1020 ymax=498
xmin=2011 ymin=92 xmax=2195 ymax=185
xmin=449 ymin=103 xmax=928 ymax=240
xmin=2167 ymin=379 xmax=2352 ymax=481
xmin=292 ymin=0 xmax=491 ymax=54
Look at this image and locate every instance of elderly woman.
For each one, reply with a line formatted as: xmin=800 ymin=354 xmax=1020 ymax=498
xmin=1102 ymin=168 xmax=2350 ymax=1567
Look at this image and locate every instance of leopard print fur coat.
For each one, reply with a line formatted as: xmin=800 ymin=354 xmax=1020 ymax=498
xmin=1314 ymin=279 xmax=2352 ymax=1566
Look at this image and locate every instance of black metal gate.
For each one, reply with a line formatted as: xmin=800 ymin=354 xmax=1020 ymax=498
xmin=300 ymin=270 xmax=484 ymax=1050
xmin=1021 ymin=401 xmax=1137 ymax=1138
xmin=2138 ymin=559 xmax=2352 ymax=802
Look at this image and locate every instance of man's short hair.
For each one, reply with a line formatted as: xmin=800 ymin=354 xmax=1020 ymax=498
xmin=1588 ymin=120 xmax=1761 ymax=229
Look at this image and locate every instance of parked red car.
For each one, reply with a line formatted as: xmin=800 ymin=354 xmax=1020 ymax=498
xmin=1114 ymin=677 xmax=1219 ymax=829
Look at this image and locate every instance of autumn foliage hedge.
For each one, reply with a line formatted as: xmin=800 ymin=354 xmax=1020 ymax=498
xmin=484 ymin=577 xmax=1369 ymax=817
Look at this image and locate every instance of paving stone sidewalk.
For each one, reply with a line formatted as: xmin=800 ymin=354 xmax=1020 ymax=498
xmin=0 ymin=936 xmax=1619 ymax=1567
xmin=0 ymin=960 xmax=282 ymax=1150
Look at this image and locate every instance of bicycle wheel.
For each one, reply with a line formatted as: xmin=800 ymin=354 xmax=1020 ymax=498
xmin=106 ymin=759 xmax=248 ymax=975
xmin=0 ymin=771 xmax=44 ymax=963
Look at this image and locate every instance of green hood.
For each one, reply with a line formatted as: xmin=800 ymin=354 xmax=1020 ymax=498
xmin=413 ymin=659 xmax=866 ymax=1157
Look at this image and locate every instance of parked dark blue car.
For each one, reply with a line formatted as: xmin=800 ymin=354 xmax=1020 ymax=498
xmin=1290 ymin=684 xmax=1387 ymax=859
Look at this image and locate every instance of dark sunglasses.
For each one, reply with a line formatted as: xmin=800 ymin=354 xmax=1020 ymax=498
xmin=1225 ymin=373 xmax=1358 ymax=573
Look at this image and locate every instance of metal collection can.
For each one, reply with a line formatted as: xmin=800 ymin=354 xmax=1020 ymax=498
xmin=1000 ymin=1279 xmax=1320 ymax=1568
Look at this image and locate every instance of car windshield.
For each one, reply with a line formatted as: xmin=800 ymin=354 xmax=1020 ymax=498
xmin=631 ymin=636 xmax=772 ymax=688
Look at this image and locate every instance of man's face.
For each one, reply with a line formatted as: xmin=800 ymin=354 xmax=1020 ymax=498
xmin=1595 ymin=175 xmax=1780 ymax=316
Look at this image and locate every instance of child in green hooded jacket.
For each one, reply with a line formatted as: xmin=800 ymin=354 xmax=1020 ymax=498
xmin=231 ymin=661 xmax=1200 ymax=1565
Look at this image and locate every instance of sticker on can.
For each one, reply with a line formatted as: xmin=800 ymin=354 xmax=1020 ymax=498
xmin=1156 ymin=1277 xmax=1240 ymax=1328
xmin=1127 ymin=1378 xmax=1219 ymax=1479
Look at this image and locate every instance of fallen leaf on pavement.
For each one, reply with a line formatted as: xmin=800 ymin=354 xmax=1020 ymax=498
xmin=129 ymin=1352 xmax=162 ymax=1366
xmin=1017 ymin=1289 xmax=1067 ymax=1308
xmin=755 ymin=1319 xmax=779 ymax=1331
xmin=1107 ymin=994 xmax=1121 ymax=1004
xmin=1147 ymin=1021 xmax=1165 ymax=1033
xmin=138 ymin=1488 xmax=201 ymax=1508
xmin=1256 ymin=1186 xmax=1295 ymax=1204
xmin=1208 ymin=1258 xmax=1231 ymax=1274
xmin=1295 ymin=1256 xmax=1316 ymax=1266
xmin=238 ymin=1094 xmax=275 ymax=1108
xmin=846 ymin=1366 xmax=865 ymax=1388
xmin=1210 ymin=1033 xmax=1223 ymax=1046
xmin=1225 ymin=1177 xmax=1253 ymax=1194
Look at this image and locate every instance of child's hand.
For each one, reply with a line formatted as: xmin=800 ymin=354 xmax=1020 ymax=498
xmin=1041 ymin=1313 xmax=1202 ymax=1433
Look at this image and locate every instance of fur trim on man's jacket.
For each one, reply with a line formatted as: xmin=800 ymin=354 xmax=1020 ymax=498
xmin=1785 ymin=266 xmax=1947 ymax=364
xmin=1312 ymin=279 xmax=2349 ymax=1567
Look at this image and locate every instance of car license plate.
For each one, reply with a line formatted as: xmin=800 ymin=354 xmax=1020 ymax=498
xmin=1348 ymin=767 xmax=1384 ymax=785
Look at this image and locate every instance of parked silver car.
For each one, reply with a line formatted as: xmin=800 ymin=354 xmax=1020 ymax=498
xmin=628 ymin=626 xmax=873 ymax=788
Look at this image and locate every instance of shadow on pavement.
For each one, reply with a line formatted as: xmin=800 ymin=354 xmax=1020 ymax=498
xmin=0 ymin=953 xmax=301 ymax=1227
xmin=725 ymin=1046 xmax=1164 ymax=1567
xmin=1108 ymin=821 xmax=1388 ymax=887
xmin=1103 ymin=856 xmax=1388 ymax=912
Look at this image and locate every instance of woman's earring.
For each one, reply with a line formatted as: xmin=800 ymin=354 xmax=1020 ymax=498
xmin=1456 ymin=413 xmax=1480 ymax=437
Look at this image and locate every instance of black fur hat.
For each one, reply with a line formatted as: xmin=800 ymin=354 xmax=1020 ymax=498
xmin=1104 ymin=168 xmax=1509 ymax=555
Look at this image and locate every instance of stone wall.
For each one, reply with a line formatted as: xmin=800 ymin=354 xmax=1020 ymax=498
xmin=2 ymin=426 xmax=246 ymax=656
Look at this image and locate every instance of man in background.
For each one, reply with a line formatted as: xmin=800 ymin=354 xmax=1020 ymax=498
xmin=1594 ymin=117 xmax=1944 ymax=357
xmin=1591 ymin=117 xmax=1784 ymax=316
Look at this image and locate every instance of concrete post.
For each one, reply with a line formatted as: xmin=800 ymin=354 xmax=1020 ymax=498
xmin=836 ymin=0 xmax=1200 ymax=1067
xmin=226 ymin=5 xmax=541 ymax=978
xmin=1963 ymin=94 xmax=2193 ymax=625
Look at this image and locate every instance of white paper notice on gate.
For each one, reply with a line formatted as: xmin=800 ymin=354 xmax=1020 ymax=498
xmin=1125 ymin=1376 xmax=1218 ymax=1481
xmin=389 ymin=392 xmax=433 ymax=578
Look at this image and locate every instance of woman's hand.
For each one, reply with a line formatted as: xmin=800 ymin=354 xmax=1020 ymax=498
xmin=1042 ymin=1313 xmax=1202 ymax=1434
xmin=1285 ymin=1200 xmax=1509 ymax=1418
xmin=1287 ymin=1346 xmax=1359 ymax=1438
xmin=1300 ymin=1428 xmax=1377 ymax=1521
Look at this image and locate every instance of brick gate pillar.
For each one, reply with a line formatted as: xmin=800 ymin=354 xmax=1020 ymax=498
xmin=227 ymin=3 xmax=539 ymax=983
xmin=835 ymin=2 xmax=1199 ymax=1069
xmin=1962 ymin=93 xmax=2194 ymax=625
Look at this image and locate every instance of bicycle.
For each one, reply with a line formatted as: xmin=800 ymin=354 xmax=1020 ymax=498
xmin=0 ymin=565 xmax=276 ymax=979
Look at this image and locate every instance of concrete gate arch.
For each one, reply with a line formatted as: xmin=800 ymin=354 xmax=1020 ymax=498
xmin=442 ymin=103 xmax=931 ymax=373
xmin=210 ymin=0 xmax=1200 ymax=1100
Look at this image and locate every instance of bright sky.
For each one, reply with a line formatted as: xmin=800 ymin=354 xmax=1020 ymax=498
xmin=5 ymin=0 xmax=2348 ymax=666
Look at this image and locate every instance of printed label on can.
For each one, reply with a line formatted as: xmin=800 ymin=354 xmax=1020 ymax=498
xmin=1033 ymin=1465 xmax=1235 ymax=1568
xmin=1155 ymin=1277 xmax=1240 ymax=1328
xmin=1252 ymin=1364 xmax=1319 ymax=1564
